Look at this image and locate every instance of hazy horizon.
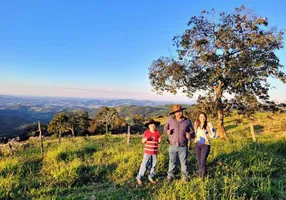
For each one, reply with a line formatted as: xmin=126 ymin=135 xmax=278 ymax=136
xmin=0 ymin=93 xmax=195 ymax=105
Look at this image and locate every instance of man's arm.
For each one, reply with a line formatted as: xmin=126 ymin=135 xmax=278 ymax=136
xmin=187 ymin=119 xmax=195 ymax=140
xmin=158 ymin=133 xmax=162 ymax=144
xmin=164 ymin=118 xmax=171 ymax=135
xmin=189 ymin=119 xmax=194 ymax=134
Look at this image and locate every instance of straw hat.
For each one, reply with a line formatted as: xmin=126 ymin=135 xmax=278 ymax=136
xmin=169 ymin=104 xmax=186 ymax=114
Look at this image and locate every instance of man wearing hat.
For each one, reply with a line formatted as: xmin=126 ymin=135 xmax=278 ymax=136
xmin=164 ymin=104 xmax=194 ymax=182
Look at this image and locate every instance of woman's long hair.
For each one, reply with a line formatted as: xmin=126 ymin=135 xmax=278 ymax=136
xmin=195 ymin=111 xmax=208 ymax=130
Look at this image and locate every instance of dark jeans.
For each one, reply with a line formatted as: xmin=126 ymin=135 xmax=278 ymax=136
xmin=194 ymin=143 xmax=210 ymax=177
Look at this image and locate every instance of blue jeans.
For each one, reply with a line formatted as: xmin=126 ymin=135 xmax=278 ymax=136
xmin=167 ymin=145 xmax=188 ymax=179
xmin=136 ymin=153 xmax=157 ymax=180
xmin=194 ymin=143 xmax=210 ymax=177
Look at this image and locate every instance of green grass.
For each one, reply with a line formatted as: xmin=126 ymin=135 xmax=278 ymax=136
xmin=0 ymin=112 xmax=286 ymax=199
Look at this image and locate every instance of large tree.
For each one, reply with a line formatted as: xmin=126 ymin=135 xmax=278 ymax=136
xmin=149 ymin=5 xmax=285 ymax=138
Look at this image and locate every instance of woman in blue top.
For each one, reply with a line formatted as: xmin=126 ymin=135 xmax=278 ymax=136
xmin=193 ymin=111 xmax=216 ymax=177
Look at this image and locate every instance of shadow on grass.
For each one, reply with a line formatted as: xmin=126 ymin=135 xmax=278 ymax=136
xmin=0 ymin=156 xmax=45 ymax=199
xmin=224 ymin=124 xmax=239 ymax=131
xmin=75 ymin=146 xmax=97 ymax=159
xmin=57 ymin=146 xmax=98 ymax=162
xmin=95 ymin=137 xmax=124 ymax=148
xmin=54 ymin=183 xmax=152 ymax=200
xmin=254 ymin=124 xmax=264 ymax=134
xmin=76 ymin=163 xmax=117 ymax=185
xmin=208 ymin=139 xmax=286 ymax=199
xmin=22 ymin=157 xmax=44 ymax=175
xmin=61 ymin=163 xmax=153 ymax=199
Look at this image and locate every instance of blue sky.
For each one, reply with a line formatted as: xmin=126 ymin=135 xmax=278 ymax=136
xmin=0 ymin=0 xmax=285 ymax=102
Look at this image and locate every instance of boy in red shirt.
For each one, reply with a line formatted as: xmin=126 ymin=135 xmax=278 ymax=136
xmin=136 ymin=119 xmax=162 ymax=185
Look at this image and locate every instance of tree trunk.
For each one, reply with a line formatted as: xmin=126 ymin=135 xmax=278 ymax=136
xmin=70 ymin=128 xmax=75 ymax=137
xmin=58 ymin=132 xmax=62 ymax=145
xmin=105 ymin=124 xmax=108 ymax=134
xmin=214 ymin=80 xmax=228 ymax=139
xmin=217 ymin=109 xmax=227 ymax=139
xmin=249 ymin=121 xmax=256 ymax=142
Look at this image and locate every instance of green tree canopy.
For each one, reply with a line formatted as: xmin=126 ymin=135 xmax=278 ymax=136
xmin=125 ymin=114 xmax=145 ymax=133
xmin=20 ymin=122 xmax=47 ymax=137
xmin=94 ymin=107 xmax=126 ymax=134
xmin=149 ymin=5 xmax=285 ymax=138
xmin=48 ymin=111 xmax=89 ymax=137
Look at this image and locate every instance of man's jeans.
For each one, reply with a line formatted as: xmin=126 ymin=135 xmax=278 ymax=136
xmin=167 ymin=145 xmax=188 ymax=179
xmin=136 ymin=153 xmax=157 ymax=180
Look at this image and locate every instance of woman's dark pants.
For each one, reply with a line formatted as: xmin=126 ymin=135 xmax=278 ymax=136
xmin=194 ymin=143 xmax=210 ymax=177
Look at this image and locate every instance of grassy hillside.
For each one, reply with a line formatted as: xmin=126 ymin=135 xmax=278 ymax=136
xmin=0 ymin=106 xmax=60 ymax=137
xmin=115 ymin=104 xmax=193 ymax=118
xmin=0 ymin=112 xmax=285 ymax=199
xmin=0 ymin=104 xmax=191 ymax=137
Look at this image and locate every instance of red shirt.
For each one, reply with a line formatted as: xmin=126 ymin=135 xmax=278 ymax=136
xmin=143 ymin=130 xmax=162 ymax=155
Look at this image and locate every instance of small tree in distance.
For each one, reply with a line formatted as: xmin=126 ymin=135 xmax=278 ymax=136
xmin=48 ymin=111 xmax=89 ymax=140
xmin=94 ymin=107 xmax=125 ymax=134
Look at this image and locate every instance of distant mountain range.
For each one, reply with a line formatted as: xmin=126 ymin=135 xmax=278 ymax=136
xmin=0 ymin=95 xmax=176 ymax=108
xmin=0 ymin=95 xmax=193 ymax=137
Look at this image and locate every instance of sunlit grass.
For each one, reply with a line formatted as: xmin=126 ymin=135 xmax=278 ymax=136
xmin=0 ymin=112 xmax=285 ymax=199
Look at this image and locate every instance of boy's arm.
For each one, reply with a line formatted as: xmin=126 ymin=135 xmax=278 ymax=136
xmin=142 ymin=137 xmax=147 ymax=143
xmin=142 ymin=131 xmax=148 ymax=143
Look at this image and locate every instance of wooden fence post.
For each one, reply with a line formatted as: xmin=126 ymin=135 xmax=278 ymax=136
xmin=8 ymin=140 xmax=13 ymax=157
xmin=127 ymin=126 xmax=130 ymax=145
xmin=38 ymin=121 xmax=44 ymax=155
xmin=250 ymin=121 xmax=256 ymax=142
